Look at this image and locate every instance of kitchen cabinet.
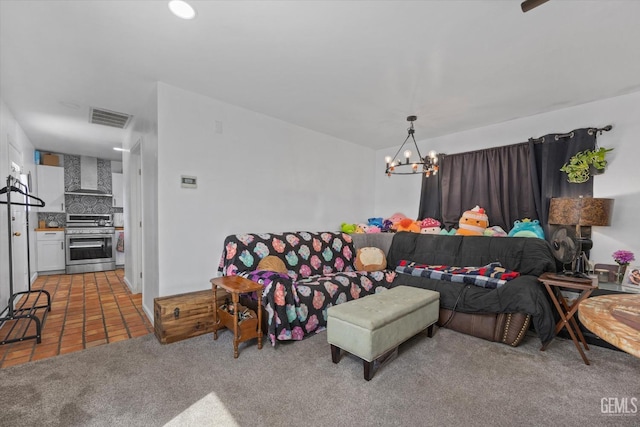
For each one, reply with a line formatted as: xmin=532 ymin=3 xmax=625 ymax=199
xmin=36 ymin=230 xmax=65 ymax=272
xmin=115 ymin=229 xmax=125 ymax=266
xmin=37 ymin=165 xmax=65 ymax=212
xmin=112 ymin=172 xmax=123 ymax=208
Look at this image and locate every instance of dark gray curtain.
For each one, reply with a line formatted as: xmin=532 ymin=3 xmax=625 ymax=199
xmin=529 ymin=128 xmax=595 ymax=237
xmin=418 ymin=127 xmax=596 ymax=235
xmin=438 ymin=143 xmax=537 ymax=231
xmin=417 ymin=154 xmax=443 ymax=222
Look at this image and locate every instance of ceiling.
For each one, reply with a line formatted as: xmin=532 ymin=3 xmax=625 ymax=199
xmin=2 ymin=1 xmax=640 ymax=161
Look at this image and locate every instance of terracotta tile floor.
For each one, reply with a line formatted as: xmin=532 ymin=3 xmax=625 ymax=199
xmin=0 ymin=269 xmax=152 ymax=369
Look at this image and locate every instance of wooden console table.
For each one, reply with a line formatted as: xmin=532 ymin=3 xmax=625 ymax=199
xmin=210 ymin=276 xmax=263 ymax=358
xmin=539 ymin=272 xmax=597 ymax=365
xmin=579 ymin=294 xmax=640 ymax=359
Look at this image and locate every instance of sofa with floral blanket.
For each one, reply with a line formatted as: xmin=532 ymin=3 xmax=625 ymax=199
xmin=218 ymin=232 xmax=396 ymax=345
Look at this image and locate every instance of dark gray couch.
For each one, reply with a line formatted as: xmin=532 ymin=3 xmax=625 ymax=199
xmin=353 ymin=232 xmax=557 ymax=345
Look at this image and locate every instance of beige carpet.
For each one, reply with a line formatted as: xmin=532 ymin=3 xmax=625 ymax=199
xmin=1 ymin=327 xmax=639 ymax=426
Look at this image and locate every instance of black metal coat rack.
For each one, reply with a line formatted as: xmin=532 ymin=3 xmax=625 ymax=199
xmin=0 ymin=175 xmax=51 ymax=345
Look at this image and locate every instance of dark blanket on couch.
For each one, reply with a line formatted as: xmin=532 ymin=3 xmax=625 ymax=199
xmin=387 ymin=233 xmax=557 ymax=345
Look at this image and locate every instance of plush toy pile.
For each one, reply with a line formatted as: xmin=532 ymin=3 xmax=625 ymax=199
xmin=340 ymin=208 xmax=544 ymax=239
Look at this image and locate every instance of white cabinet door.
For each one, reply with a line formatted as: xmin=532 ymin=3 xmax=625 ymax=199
xmin=112 ymin=172 xmax=123 ymax=208
xmin=36 ymin=231 xmax=65 ymax=272
xmin=37 ymin=165 xmax=65 ymax=212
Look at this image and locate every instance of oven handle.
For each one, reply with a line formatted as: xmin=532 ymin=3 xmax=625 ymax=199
xmin=69 ymin=244 xmax=104 ymax=249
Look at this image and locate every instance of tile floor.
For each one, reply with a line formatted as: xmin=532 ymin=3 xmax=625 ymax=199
xmin=0 ymin=269 xmax=152 ymax=369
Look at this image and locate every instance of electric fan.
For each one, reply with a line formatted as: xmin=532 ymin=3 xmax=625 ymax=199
xmin=550 ymin=226 xmax=586 ymax=278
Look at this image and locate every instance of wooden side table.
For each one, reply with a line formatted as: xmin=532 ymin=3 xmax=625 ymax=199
xmin=539 ymin=272 xmax=598 ymax=365
xmin=210 ymin=276 xmax=263 ymax=358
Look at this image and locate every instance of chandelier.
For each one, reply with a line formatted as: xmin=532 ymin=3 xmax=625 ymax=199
xmin=384 ymin=116 xmax=439 ymax=177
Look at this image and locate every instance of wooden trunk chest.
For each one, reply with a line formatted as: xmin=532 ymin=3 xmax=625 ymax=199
xmin=154 ymin=289 xmax=229 ymax=344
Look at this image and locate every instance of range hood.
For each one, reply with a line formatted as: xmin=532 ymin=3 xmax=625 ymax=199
xmin=65 ymin=156 xmax=112 ymax=196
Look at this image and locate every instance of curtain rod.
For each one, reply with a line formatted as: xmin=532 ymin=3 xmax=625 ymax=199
xmin=528 ymin=125 xmax=612 ymax=143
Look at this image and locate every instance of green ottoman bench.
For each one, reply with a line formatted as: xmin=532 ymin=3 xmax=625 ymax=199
xmin=327 ymin=286 xmax=440 ymax=381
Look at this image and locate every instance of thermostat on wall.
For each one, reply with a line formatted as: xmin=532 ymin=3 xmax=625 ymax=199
xmin=181 ymin=175 xmax=197 ymax=189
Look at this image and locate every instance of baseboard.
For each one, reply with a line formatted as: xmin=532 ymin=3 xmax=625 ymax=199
xmin=124 ymin=276 xmax=135 ymax=293
xmin=30 ymin=272 xmax=38 ymax=286
xmin=143 ymin=302 xmax=154 ymax=326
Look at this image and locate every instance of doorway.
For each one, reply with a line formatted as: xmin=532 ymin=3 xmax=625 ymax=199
xmin=7 ymin=142 xmax=28 ymax=295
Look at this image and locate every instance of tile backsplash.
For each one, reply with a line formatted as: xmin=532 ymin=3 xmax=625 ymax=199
xmin=38 ymin=212 xmax=66 ymax=227
xmin=65 ymin=194 xmax=114 ymax=214
xmin=64 ymin=155 xmax=112 ymax=193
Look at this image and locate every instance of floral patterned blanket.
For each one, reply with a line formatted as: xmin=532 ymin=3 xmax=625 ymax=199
xmin=218 ymin=232 xmax=396 ymax=344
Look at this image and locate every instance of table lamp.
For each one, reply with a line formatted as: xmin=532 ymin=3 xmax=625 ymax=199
xmin=548 ymin=197 xmax=614 ymax=275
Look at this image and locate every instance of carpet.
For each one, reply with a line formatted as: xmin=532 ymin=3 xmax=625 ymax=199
xmin=1 ymin=328 xmax=639 ymax=426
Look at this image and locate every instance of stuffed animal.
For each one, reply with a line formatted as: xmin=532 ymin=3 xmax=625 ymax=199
xmin=367 ymin=217 xmax=384 ymax=228
xmin=354 ymin=224 xmax=368 ymax=234
xmin=508 ymin=218 xmax=545 ymax=239
xmin=354 ymin=247 xmax=387 ymax=271
xmin=340 ymin=223 xmax=357 ymax=234
xmin=396 ymin=218 xmax=421 ymax=233
xmin=381 ymin=219 xmax=393 ymax=232
xmin=456 ymin=206 xmax=489 ymax=236
xmin=366 ymin=225 xmax=381 ymax=233
xmin=386 ymin=212 xmax=407 ymax=230
xmin=420 ymin=218 xmax=442 ymax=234
xmin=257 ymin=255 xmax=288 ymax=274
xmin=484 ymin=225 xmax=508 ymax=237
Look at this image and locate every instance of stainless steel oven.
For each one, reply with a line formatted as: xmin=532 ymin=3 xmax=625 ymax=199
xmin=65 ymin=214 xmax=115 ymax=274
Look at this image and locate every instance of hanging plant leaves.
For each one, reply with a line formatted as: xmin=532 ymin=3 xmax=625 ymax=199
xmin=560 ymin=147 xmax=613 ymax=183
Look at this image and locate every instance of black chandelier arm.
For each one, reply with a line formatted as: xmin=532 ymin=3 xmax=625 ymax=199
xmin=410 ymin=132 xmax=425 ymax=162
xmin=387 ymin=132 xmax=426 ymax=166
xmin=386 ymin=133 xmax=413 ymax=169
xmin=390 ymin=134 xmax=411 ymax=161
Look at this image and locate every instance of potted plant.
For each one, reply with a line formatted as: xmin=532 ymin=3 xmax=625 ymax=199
xmin=589 ymin=146 xmax=613 ymax=174
xmin=560 ymin=147 xmax=613 ymax=183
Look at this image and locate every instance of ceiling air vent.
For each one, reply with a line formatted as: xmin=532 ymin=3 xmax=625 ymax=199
xmin=89 ymin=107 xmax=132 ymax=129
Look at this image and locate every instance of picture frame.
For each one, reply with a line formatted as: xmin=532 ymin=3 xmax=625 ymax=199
xmin=622 ymin=265 xmax=640 ymax=293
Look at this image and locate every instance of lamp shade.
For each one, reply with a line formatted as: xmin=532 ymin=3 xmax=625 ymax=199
xmin=548 ymin=197 xmax=614 ymax=226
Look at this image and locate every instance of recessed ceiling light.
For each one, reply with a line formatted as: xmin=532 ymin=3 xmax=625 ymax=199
xmin=113 ymin=147 xmax=130 ymax=152
xmin=168 ymin=0 xmax=196 ymax=20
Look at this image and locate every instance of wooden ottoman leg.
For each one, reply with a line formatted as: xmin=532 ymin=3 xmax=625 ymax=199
xmin=426 ymin=323 xmax=436 ymax=338
xmin=331 ymin=344 xmax=341 ymax=363
xmin=364 ymin=360 xmax=375 ymax=381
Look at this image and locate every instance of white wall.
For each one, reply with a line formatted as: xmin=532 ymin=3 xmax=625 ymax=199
xmin=374 ymin=91 xmax=640 ymax=266
xmin=154 ymin=82 xmax=375 ymax=297
xmin=0 ymin=99 xmax=38 ymax=307
xmin=123 ymin=84 xmax=159 ymax=316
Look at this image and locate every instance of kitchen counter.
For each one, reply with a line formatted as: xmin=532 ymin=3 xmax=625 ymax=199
xmin=115 ymin=227 xmax=124 ymax=230
xmin=35 ymin=227 xmax=65 ymax=231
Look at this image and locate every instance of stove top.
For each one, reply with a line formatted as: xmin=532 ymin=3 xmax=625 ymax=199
xmin=66 ymin=227 xmax=115 ymax=235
